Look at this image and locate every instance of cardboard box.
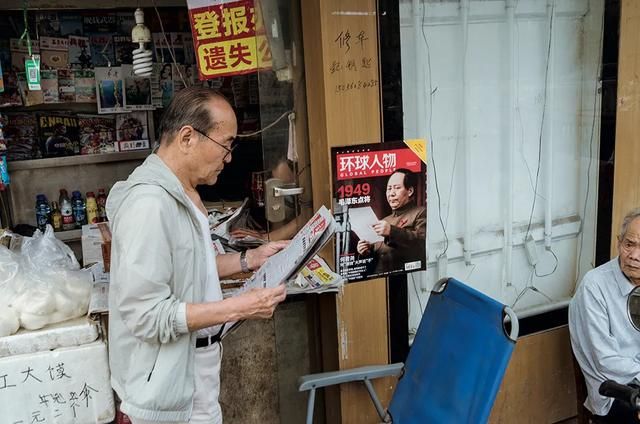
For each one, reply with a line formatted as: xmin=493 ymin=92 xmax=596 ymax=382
xmin=97 ymin=222 xmax=112 ymax=272
xmin=81 ymin=222 xmax=111 ymax=270
xmin=0 ymin=341 xmax=115 ymax=423
xmin=0 ymin=317 xmax=98 ymax=358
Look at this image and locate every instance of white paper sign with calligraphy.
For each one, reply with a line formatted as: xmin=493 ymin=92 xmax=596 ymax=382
xmin=0 ymin=341 xmax=114 ymax=424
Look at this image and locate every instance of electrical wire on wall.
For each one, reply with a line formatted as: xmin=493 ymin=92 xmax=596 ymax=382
xmin=575 ymin=0 xmax=605 ymax=292
xmin=512 ymin=1 xmax=557 ymax=308
xmin=420 ymin=0 xmax=449 ymax=261
xmin=410 ymin=272 xmax=425 ymax=313
xmin=236 ymin=110 xmax=293 ymax=138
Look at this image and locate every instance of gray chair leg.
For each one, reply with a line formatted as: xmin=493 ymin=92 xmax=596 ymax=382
xmin=363 ymin=378 xmax=391 ymax=423
xmin=305 ymin=387 xmax=316 ymax=424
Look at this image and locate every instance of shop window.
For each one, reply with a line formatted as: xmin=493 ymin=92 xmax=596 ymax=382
xmin=399 ymin=0 xmax=605 ymax=331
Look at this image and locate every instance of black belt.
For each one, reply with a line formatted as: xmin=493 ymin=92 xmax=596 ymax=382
xmin=195 ymin=324 xmax=225 ymax=348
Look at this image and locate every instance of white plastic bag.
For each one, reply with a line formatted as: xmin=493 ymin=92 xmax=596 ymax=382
xmin=0 ymin=226 xmax=92 ymax=334
xmin=21 ymin=225 xmax=79 ymax=272
xmin=0 ymin=244 xmax=21 ymax=336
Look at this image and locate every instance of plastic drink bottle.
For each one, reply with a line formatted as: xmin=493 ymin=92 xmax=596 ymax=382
xmin=34 ymin=194 xmax=51 ymax=231
xmin=86 ymin=192 xmax=99 ymax=224
xmin=59 ymin=189 xmax=75 ymax=231
xmin=72 ymin=191 xmax=87 ymax=228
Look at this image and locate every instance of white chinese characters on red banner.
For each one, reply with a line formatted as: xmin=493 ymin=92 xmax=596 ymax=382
xmin=187 ymin=0 xmax=272 ymax=79
xmin=332 ymin=141 xmax=427 ymax=282
xmin=336 ymin=149 xmax=422 ymax=181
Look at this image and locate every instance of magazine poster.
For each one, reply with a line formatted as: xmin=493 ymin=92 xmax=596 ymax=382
xmin=36 ymin=12 xmax=61 ymax=37
xmin=116 ymin=11 xmax=135 ymax=35
xmin=83 ymin=11 xmax=117 ymax=34
xmin=152 ymin=33 xmax=171 ymax=64
xmin=89 ymin=34 xmax=115 ymax=68
xmin=68 ymin=35 xmax=92 ymax=69
xmin=38 ymin=113 xmax=81 ymax=158
xmin=113 ymin=35 xmax=133 ymax=65
xmin=150 ymin=63 xmax=164 ymax=108
xmin=0 ymin=71 xmax=21 ymax=107
xmin=152 ymin=62 xmax=173 ymax=108
xmin=57 ymin=68 xmax=75 ymax=102
xmin=41 ymin=69 xmax=59 ymax=103
xmin=95 ymin=66 xmax=125 ymax=114
xmin=78 ymin=114 xmax=116 ymax=154
xmin=331 ymin=140 xmax=427 ymax=282
xmin=39 ymin=37 xmax=69 ymax=70
xmin=17 ymin=72 xmax=44 ymax=107
xmin=116 ymin=111 xmax=149 ymax=151
xmin=60 ymin=13 xmax=84 ymax=37
xmin=4 ymin=113 xmax=39 ymax=161
xmin=10 ymin=39 xmax=40 ymax=72
xmin=74 ymin=69 xmax=97 ymax=102
xmin=121 ymin=64 xmax=153 ymax=111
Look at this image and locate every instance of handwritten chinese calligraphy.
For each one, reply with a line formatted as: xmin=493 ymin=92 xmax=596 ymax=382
xmin=334 ymin=29 xmax=368 ymax=54
xmin=2 ymin=342 xmax=113 ymax=424
xmin=334 ymin=79 xmax=379 ymax=94
xmin=328 ymin=56 xmax=373 ymax=75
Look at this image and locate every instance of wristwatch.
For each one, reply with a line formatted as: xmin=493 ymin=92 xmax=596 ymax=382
xmin=240 ymin=250 xmax=250 ymax=273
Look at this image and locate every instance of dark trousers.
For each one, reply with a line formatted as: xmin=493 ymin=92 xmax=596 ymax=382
xmin=596 ymin=399 xmax=640 ymax=424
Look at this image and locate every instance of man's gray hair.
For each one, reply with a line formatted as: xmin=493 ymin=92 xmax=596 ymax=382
xmin=158 ymin=86 xmax=232 ymax=144
xmin=620 ymin=208 xmax=640 ymax=239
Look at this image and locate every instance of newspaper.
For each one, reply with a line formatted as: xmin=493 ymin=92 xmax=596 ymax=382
xmin=87 ymin=282 xmax=109 ymax=319
xmin=244 ymin=205 xmax=337 ymax=290
xmin=211 ymin=198 xmax=248 ymax=239
xmin=288 ymin=255 xmax=344 ymax=294
xmin=221 ymin=205 xmax=338 ymax=338
xmin=86 ymin=262 xmax=110 ymax=320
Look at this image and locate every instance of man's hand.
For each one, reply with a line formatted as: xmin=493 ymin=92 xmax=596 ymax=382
xmin=246 ymin=240 xmax=289 ymax=270
xmin=372 ymin=220 xmax=391 ymax=237
xmin=235 ymin=284 xmax=287 ymax=319
xmin=357 ymin=239 xmax=371 ymax=255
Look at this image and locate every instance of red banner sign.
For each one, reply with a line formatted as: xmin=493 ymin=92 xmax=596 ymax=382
xmin=188 ymin=0 xmax=272 ymax=79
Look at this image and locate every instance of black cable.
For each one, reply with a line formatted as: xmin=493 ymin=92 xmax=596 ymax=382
xmin=410 ymin=273 xmax=424 ymax=313
xmin=524 ymin=3 xmax=554 ymax=242
xmin=535 ymin=248 xmax=558 ymax=278
xmin=420 ymin=0 xmax=449 ymax=259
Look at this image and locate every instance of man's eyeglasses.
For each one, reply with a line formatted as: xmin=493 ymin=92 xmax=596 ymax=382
xmin=192 ymin=127 xmax=237 ymax=159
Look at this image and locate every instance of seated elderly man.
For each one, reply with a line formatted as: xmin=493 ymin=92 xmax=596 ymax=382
xmin=569 ymin=208 xmax=640 ymax=423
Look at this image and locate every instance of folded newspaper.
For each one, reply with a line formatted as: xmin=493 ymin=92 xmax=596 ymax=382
xmin=243 ymin=205 xmax=338 ymax=290
xmin=221 ymin=205 xmax=339 ymax=338
xmin=289 ymin=255 xmax=344 ymax=295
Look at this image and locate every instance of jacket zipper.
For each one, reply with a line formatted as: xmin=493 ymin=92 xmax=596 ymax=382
xmin=147 ymin=351 xmax=160 ymax=382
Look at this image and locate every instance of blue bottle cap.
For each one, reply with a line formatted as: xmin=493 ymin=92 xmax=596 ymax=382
xmin=72 ymin=191 xmax=81 ymax=198
xmin=36 ymin=194 xmax=46 ymax=201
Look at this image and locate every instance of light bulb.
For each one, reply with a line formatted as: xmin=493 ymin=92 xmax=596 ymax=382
xmin=131 ymin=8 xmax=153 ymax=77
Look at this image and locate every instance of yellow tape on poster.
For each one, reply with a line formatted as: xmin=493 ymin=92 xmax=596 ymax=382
xmin=404 ymin=138 xmax=428 ymax=165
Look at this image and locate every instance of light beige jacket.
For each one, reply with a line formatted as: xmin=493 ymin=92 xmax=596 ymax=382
xmin=106 ymin=154 xmax=206 ymax=422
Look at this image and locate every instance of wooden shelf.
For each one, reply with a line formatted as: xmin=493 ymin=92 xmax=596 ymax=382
xmin=0 ymin=0 xmax=186 ymax=9
xmin=8 ymin=150 xmax=151 ymax=171
xmin=0 ymin=102 xmax=98 ymax=113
